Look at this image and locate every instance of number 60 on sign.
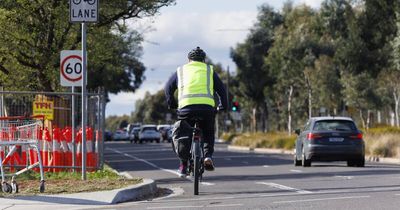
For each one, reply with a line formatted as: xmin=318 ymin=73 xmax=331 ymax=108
xmin=60 ymin=50 xmax=83 ymax=87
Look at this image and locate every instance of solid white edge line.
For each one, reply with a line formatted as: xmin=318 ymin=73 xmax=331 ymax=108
xmin=147 ymin=204 xmax=243 ymax=209
xmin=107 ymin=148 xmax=216 ymax=186
xmin=256 ymin=182 xmax=312 ymax=194
xmin=273 ymin=195 xmax=370 ymax=204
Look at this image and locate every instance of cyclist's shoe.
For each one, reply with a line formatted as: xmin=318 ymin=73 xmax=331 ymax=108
xmin=178 ymin=164 xmax=188 ymax=178
xmin=203 ymin=157 xmax=215 ymax=171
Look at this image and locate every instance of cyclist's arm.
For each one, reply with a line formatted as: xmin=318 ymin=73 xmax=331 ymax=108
xmin=213 ymin=72 xmax=228 ymax=110
xmin=165 ymin=72 xmax=178 ymax=109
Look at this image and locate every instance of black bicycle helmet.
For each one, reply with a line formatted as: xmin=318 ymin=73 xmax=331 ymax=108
xmin=188 ymin=46 xmax=206 ymax=61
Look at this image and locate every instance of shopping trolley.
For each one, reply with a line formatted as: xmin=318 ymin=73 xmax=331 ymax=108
xmin=0 ymin=116 xmax=45 ymax=193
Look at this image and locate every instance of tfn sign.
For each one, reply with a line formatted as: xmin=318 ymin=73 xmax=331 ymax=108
xmin=35 ymin=102 xmax=53 ymax=109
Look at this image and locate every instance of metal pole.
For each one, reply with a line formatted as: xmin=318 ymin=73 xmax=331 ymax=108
xmin=72 ymin=87 xmax=76 ymax=172
xmin=100 ymin=87 xmax=106 ymax=169
xmin=81 ymin=22 xmax=87 ymax=180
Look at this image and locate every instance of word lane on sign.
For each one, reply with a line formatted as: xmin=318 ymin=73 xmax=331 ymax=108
xmin=60 ymin=50 xmax=83 ymax=87
xmin=70 ymin=0 xmax=99 ymax=23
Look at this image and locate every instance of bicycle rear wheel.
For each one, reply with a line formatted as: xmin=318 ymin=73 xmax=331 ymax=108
xmin=194 ymin=156 xmax=200 ymax=195
xmin=193 ymin=141 xmax=200 ymax=195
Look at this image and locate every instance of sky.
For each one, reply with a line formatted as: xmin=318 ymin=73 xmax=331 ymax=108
xmin=106 ymin=0 xmax=323 ymax=117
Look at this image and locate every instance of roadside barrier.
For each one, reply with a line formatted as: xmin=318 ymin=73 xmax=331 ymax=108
xmin=0 ymin=123 xmax=102 ymax=172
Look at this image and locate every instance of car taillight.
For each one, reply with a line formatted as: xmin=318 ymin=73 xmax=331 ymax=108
xmin=350 ymin=133 xmax=363 ymax=139
xmin=307 ymin=133 xmax=322 ymax=140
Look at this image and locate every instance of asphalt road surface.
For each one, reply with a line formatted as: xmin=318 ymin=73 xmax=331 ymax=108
xmin=103 ymin=141 xmax=400 ymax=210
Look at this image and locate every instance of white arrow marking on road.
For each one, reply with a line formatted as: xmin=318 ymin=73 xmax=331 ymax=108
xmin=108 ymin=148 xmax=216 ymax=186
xmin=256 ymin=182 xmax=312 ymax=194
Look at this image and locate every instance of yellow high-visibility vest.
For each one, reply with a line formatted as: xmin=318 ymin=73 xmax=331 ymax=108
xmin=177 ymin=61 xmax=215 ymax=108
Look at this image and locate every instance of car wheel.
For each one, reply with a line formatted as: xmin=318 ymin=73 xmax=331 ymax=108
xmin=139 ymin=140 xmax=143 ymax=144
xmin=302 ymin=146 xmax=311 ymax=167
xmin=356 ymin=157 xmax=365 ymax=167
xmin=156 ymin=139 xmax=160 ymax=143
xmin=347 ymin=160 xmax=355 ymax=167
xmin=294 ymin=154 xmax=302 ymax=166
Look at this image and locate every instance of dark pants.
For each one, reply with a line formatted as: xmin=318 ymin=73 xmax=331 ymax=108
xmin=177 ymin=108 xmax=215 ymax=163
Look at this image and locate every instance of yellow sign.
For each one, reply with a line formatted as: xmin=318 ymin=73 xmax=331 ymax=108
xmin=33 ymin=101 xmax=54 ymax=120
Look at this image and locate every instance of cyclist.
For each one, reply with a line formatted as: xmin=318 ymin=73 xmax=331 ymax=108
xmin=165 ymin=47 xmax=227 ymax=177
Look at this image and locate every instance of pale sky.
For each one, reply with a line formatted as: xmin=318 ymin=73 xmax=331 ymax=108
xmin=106 ymin=0 xmax=323 ymax=117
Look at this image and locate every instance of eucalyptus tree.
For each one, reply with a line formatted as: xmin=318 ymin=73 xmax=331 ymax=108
xmin=231 ymin=4 xmax=283 ymax=132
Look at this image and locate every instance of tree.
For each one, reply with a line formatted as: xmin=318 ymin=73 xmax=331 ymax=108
xmin=231 ymin=4 xmax=283 ymax=132
xmin=0 ymin=0 xmax=175 ymax=95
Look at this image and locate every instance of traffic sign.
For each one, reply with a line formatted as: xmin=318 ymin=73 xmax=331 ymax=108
xmin=60 ymin=50 xmax=83 ymax=86
xmin=70 ymin=0 xmax=99 ymax=23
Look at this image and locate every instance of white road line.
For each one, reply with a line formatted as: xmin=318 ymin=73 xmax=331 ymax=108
xmin=256 ymin=182 xmax=312 ymax=194
xmin=147 ymin=204 xmax=243 ymax=209
xmin=395 ymin=194 xmax=400 ymax=196
xmin=263 ymin=165 xmax=270 ymax=168
xmin=290 ymin=169 xmax=302 ymax=173
xmin=107 ymin=148 xmax=216 ymax=186
xmin=334 ymin=175 xmax=354 ymax=180
xmin=273 ymin=195 xmax=370 ymax=204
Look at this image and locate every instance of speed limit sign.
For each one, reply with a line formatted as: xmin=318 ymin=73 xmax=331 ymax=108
xmin=60 ymin=50 xmax=83 ymax=86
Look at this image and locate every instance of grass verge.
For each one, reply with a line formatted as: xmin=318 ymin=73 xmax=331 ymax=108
xmin=0 ymin=165 xmax=142 ymax=197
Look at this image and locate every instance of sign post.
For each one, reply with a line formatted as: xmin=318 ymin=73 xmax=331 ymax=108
xmin=69 ymin=0 xmax=99 ymax=180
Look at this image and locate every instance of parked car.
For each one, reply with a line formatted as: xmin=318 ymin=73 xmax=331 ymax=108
xmin=112 ymin=129 xmax=129 ymax=141
xmin=157 ymin=124 xmax=172 ymax=142
xmin=129 ymin=127 xmax=141 ymax=143
xmin=139 ymin=125 xmax=161 ymax=143
xmin=294 ymin=116 xmax=365 ymax=167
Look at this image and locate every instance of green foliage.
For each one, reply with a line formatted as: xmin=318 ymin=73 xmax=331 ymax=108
xmin=131 ymin=90 xmax=175 ymax=124
xmin=106 ymin=115 xmax=131 ymax=131
xmin=220 ymin=132 xmax=237 ymax=143
xmin=0 ymin=0 xmax=175 ymax=95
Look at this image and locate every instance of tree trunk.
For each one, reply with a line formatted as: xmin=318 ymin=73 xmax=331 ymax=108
xmin=261 ymin=100 xmax=268 ymax=133
xmin=288 ymin=85 xmax=293 ymax=136
xmin=305 ymin=74 xmax=312 ymax=119
xmin=394 ymin=91 xmax=399 ymax=127
xmin=252 ymin=107 xmax=257 ymax=133
xmin=366 ymin=110 xmax=371 ymax=129
xmin=359 ymin=109 xmax=367 ymax=130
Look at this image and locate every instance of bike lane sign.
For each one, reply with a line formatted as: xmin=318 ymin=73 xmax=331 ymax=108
xmin=70 ymin=0 xmax=99 ymax=23
xmin=60 ymin=50 xmax=83 ymax=87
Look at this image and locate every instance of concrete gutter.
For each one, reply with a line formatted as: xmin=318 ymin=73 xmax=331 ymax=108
xmin=227 ymin=145 xmax=400 ymax=164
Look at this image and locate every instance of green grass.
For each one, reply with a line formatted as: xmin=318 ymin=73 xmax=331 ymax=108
xmin=232 ymin=132 xmax=296 ymax=150
xmin=231 ymin=126 xmax=400 ymax=158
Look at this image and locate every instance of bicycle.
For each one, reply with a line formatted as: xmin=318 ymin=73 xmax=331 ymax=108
xmin=72 ymin=0 xmax=96 ymax=5
xmin=187 ymin=118 xmax=204 ymax=195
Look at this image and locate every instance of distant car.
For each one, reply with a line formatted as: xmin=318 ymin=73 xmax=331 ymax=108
xmin=139 ymin=125 xmax=161 ymax=143
xmin=104 ymin=130 xmax=113 ymax=141
xmin=157 ymin=124 xmax=172 ymax=142
xmin=129 ymin=127 xmax=141 ymax=143
xmin=112 ymin=129 xmax=129 ymax=141
xmin=294 ymin=116 xmax=365 ymax=167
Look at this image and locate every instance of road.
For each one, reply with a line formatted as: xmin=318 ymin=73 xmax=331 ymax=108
xmin=103 ymin=141 xmax=400 ymax=210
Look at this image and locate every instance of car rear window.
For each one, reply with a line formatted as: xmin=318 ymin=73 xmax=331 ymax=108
xmin=313 ymin=120 xmax=357 ymax=131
